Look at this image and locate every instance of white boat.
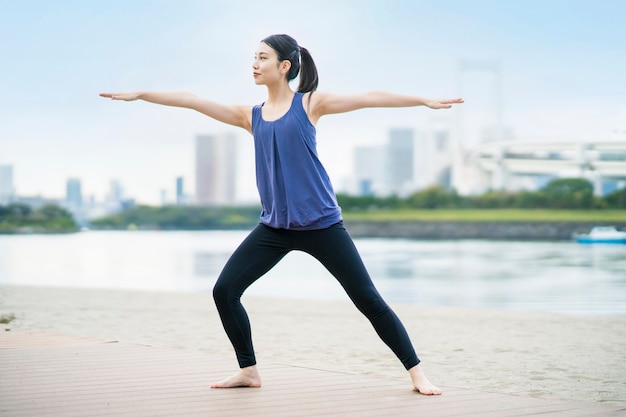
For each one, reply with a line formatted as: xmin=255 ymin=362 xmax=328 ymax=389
xmin=575 ymin=226 xmax=626 ymax=244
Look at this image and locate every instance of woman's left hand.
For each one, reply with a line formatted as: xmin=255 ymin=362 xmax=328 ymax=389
xmin=425 ymin=98 xmax=464 ymax=109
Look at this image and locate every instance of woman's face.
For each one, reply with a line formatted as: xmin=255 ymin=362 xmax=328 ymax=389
xmin=252 ymin=42 xmax=290 ymax=86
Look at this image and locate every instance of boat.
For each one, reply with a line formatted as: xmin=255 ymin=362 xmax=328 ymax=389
xmin=574 ymin=226 xmax=626 ymax=244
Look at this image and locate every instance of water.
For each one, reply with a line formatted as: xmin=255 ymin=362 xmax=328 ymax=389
xmin=1 ymin=231 xmax=625 ymax=315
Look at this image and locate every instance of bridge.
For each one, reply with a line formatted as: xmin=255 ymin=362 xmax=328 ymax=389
xmin=462 ymin=140 xmax=626 ymax=195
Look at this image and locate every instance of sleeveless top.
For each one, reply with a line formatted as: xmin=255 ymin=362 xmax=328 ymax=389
xmin=252 ymin=92 xmax=342 ymax=230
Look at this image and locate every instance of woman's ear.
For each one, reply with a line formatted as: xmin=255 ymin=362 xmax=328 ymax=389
xmin=280 ymin=60 xmax=291 ymax=75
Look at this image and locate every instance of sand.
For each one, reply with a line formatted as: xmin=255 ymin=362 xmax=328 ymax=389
xmin=1 ymin=284 xmax=624 ymax=406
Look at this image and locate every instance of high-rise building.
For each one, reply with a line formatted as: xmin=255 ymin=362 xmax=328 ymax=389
xmin=0 ymin=165 xmax=15 ymax=205
xmin=386 ymin=128 xmax=415 ymax=195
xmin=195 ymin=134 xmax=237 ymax=205
xmin=414 ymin=128 xmax=454 ymax=190
xmin=66 ymin=178 xmax=83 ymax=210
xmin=353 ymin=145 xmax=385 ymax=195
xmin=107 ymin=180 xmax=124 ymax=204
xmin=176 ymin=177 xmax=184 ymax=205
xmin=104 ymin=179 xmax=130 ymax=213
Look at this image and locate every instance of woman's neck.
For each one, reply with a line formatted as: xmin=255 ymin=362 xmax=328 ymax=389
xmin=265 ymin=82 xmax=294 ymax=105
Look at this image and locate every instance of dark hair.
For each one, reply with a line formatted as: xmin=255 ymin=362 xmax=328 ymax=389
xmin=261 ymin=34 xmax=318 ymax=93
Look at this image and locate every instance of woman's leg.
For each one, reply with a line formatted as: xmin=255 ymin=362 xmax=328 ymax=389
xmin=211 ymin=224 xmax=290 ymax=387
xmin=297 ymin=223 xmax=441 ymax=394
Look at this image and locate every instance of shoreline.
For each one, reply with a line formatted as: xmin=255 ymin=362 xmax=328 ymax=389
xmin=344 ymin=220 xmax=626 ymax=240
xmin=4 ymin=220 xmax=626 ymax=241
xmin=1 ymin=284 xmax=625 ymax=405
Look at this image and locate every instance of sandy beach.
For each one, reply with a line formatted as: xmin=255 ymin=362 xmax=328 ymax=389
xmin=1 ymin=284 xmax=624 ymax=406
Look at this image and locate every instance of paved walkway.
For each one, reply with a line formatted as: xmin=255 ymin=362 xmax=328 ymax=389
xmin=1 ymin=332 xmax=624 ymax=417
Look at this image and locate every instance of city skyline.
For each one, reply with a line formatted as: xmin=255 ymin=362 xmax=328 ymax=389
xmin=2 ymin=1 xmax=625 ymax=204
xmin=3 ymin=129 xmax=625 ymax=216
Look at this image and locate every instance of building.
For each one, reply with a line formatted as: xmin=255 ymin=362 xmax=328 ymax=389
xmin=385 ymin=129 xmax=415 ymax=196
xmin=107 ymin=180 xmax=124 ymax=204
xmin=0 ymin=165 xmax=15 ymax=205
xmin=353 ymin=145 xmax=385 ymax=195
xmin=103 ymin=179 xmax=134 ymax=213
xmin=195 ymin=134 xmax=237 ymax=205
xmin=466 ymin=140 xmax=626 ymax=196
xmin=414 ymin=127 xmax=454 ymax=190
xmin=176 ymin=177 xmax=184 ymax=205
xmin=64 ymin=178 xmax=88 ymax=226
xmin=65 ymin=178 xmax=82 ymax=210
xmin=352 ymin=129 xmax=418 ymax=197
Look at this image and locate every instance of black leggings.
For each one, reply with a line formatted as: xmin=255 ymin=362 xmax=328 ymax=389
xmin=212 ymin=222 xmax=420 ymax=370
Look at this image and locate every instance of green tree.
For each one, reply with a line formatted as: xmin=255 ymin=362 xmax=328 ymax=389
xmin=336 ymin=193 xmax=399 ymax=211
xmin=3 ymin=203 xmax=32 ymax=218
xmin=467 ymin=191 xmax=518 ymax=209
xmin=0 ymin=203 xmax=77 ymax=232
xmin=90 ymin=205 xmax=261 ymax=230
xmin=604 ymin=187 xmax=626 ymax=209
xmin=38 ymin=204 xmax=73 ymax=219
xmin=512 ymin=190 xmax=546 ymax=208
xmin=542 ymin=178 xmax=594 ymax=209
xmin=406 ymin=186 xmax=462 ymax=209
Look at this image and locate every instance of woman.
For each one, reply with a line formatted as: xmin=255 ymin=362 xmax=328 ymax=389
xmin=100 ymin=33 xmax=463 ymax=395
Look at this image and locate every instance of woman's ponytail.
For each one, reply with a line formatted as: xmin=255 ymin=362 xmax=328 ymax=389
xmin=297 ymin=47 xmax=318 ymax=93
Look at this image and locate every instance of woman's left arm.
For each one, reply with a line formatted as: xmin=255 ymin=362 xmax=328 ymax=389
xmin=307 ymin=91 xmax=463 ymax=122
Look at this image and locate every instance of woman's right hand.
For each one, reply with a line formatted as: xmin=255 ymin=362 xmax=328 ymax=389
xmin=97 ymin=90 xmax=252 ymax=132
xmin=99 ymin=92 xmax=140 ymax=101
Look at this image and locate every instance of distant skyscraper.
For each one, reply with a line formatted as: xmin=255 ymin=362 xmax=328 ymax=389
xmin=354 ymin=145 xmax=385 ymax=196
xmin=176 ymin=177 xmax=184 ymax=205
xmin=386 ymin=129 xmax=415 ymax=195
xmin=195 ymin=134 xmax=237 ymax=205
xmin=0 ymin=165 xmax=15 ymax=205
xmin=108 ymin=179 xmax=124 ymax=204
xmin=66 ymin=178 xmax=83 ymax=209
xmin=414 ymin=128 xmax=454 ymax=190
xmin=104 ymin=179 xmax=127 ymax=212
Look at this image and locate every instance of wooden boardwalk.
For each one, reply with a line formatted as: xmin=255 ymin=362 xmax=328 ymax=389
xmin=1 ymin=332 xmax=624 ymax=417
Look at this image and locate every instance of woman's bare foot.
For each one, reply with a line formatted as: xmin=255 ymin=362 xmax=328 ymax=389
xmin=408 ymin=364 xmax=442 ymax=395
xmin=210 ymin=365 xmax=262 ymax=388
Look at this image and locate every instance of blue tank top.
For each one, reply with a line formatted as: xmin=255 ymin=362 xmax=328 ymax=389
xmin=252 ymin=92 xmax=342 ymax=230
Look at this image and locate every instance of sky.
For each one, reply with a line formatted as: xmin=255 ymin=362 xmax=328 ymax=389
xmin=1 ymin=0 xmax=625 ymax=204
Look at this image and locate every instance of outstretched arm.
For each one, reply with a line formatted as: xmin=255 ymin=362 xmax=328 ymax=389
xmin=306 ymin=91 xmax=463 ymax=123
xmin=99 ymin=91 xmax=252 ymax=132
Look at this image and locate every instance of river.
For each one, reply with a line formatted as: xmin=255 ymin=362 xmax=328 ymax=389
xmin=1 ymin=230 xmax=624 ymax=315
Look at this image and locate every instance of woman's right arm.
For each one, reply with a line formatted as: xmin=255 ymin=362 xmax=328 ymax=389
xmin=99 ymin=91 xmax=252 ymax=132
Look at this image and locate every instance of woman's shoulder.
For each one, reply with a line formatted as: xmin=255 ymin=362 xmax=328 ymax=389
xmin=251 ymin=102 xmax=263 ymax=116
xmin=300 ymin=91 xmax=331 ymax=124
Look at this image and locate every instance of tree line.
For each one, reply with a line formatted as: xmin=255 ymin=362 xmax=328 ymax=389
xmin=2 ymin=178 xmax=623 ymax=233
xmin=90 ymin=205 xmax=262 ymax=230
xmin=337 ymin=178 xmax=626 ymax=211
xmin=0 ymin=203 xmax=78 ymax=233
xmin=90 ymin=178 xmax=625 ymax=230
